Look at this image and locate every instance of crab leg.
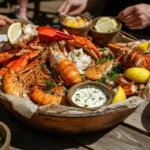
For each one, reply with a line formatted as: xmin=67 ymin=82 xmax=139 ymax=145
xmin=0 ymin=49 xmax=33 ymax=63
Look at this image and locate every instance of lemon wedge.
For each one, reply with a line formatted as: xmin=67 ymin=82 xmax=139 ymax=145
xmin=111 ymin=18 xmax=118 ymax=28
xmin=125 ymin=67 xmax=150 ymax=83
xmin=134 ymin=42 xmax=149 ymax=52
xmin=7 ymin=22 xmax=22 ymax=44
xmin=94 ymin=17 xmax=118 ymax=33
xmin=111 ymin=86 xmax=126 ymax=104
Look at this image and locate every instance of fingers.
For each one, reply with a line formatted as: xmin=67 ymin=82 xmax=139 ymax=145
xmin=68 ymin=5 xmax=86 ymax=15
xmin=62 ymin=3 xmax=71 ymax=15
xmin=118 ymin=5 xmax=136 ymax=21
xmin=0 ymin=15 xmax=14 ymax=24
xmin=58 ymin=1 xmax=68 ymax=14
xmin=0 ymin=20 xmax=6 ymax=27
xmin=128 ymin=23 xmax=147 ymax=30
xmin=58 ymin=1 xmax=72 ymax=15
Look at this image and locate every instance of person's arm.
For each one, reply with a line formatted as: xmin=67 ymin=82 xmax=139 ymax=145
xmin=0 ymin=15 xmax=14 ymax=28
xmin=17 ymin=0 xmax=28 ymax=18
xmin=58 ymin=0 xmax=101 ymax=15
xmin=118 ymin=3 xmax=150 ymax=29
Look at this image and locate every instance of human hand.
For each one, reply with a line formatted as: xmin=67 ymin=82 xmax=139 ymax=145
xmin=58 ymin=0 xmax=88 ymax=15
xmin=118 ymin=4 xmax=150 ymax=29
xmin=0 ymin=15 xmax=14 ymax=29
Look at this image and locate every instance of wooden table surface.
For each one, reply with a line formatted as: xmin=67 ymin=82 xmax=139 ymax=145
xmin=0 ymin=101 xmax=150 ymax=150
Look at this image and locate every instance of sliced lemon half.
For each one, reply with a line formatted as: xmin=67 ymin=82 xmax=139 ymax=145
xmin=96 ymin=17 xmax=112 ymax=25
xmin=94 ymin=17 xmax=118 ymax=33
xmin=7 ymin=22 xmax=22 ymax=44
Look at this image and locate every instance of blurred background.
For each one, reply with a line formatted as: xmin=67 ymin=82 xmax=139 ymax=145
xmin=0 ymin=0 xmax=101 ymax=26
xmin=0 ymin=0 xmax=149 ymax=39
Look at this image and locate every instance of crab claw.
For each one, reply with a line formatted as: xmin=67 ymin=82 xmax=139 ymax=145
xmin=37 ymin=26 xmax=73 ymax=42
xmin=67 ymin=35 xmax=101 ymax=59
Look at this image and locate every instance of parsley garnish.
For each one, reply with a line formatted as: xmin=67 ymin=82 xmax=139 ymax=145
xmin=99 ymin=48 xmax=106 ymax=52
xmin=76 ymin=52 xmax=81 ymax=57
xmin=44 ymin=80 xmax=56 ymax=92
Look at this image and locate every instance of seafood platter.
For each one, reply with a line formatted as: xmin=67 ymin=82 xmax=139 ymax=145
xmin=0 ymin=15 xmax=149 ymax=134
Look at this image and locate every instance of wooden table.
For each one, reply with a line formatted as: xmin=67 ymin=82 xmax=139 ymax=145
xmin=0 ymin=101 xmax=150 ymax=150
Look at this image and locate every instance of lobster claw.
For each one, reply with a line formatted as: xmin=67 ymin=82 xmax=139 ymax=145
xmin=37 ymin=26 xmax=73 ymax=42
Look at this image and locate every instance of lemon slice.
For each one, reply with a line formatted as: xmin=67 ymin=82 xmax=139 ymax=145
xmin=94 ymin=17 xmax=118 ymax=33
xmin=134 ymin=42 xmax=149 ymax=52
xmin=96 ymin=17 xmax=112 ymax=25
xmin=7 ymin=22 xmax=22 ymax=44
xmin=111 ymin=86 xmax=126 ymax=104
xmin=95 ymin=20 xmax=117 ymax=33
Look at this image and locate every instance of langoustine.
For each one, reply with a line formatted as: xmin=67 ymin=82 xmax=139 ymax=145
xmin=49 ymin=42 xmax=82 ymax=85
xmin=108 ymin=43 xmax=150 ymax=70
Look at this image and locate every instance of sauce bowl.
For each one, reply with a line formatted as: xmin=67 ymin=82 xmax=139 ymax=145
xmin=59 ymin=14 xmax=92 ymax=37
xmin=67 ymin=81 xmax=112 ymax=111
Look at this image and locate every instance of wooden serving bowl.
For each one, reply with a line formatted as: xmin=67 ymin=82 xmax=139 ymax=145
xmin=59 ymin=14 xmax=92 ymax=37
xmin=0 ymin=98 xmax=137 ymax=134
xmin=0 ymin=122 xmax=11 ymax=150
xmin=67 ymin=81 xmax=112 ymax=110
xmin=90 ymin=16 xmax=122 ymax=47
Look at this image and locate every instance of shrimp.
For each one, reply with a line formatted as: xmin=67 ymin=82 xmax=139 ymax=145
xmin=29 ymin=85 xmax=66 ymax=105
xmin=85 ymin=60 xmax=114 ymax=80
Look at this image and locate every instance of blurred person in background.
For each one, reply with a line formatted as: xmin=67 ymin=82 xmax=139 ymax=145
xmin=0 ymin=15 xmax=14 ymax=29
xmin=58 ymin=0 xmax=150 ymax=38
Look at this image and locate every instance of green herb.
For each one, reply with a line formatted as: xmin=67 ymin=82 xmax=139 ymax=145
xmin=97 ymin=76 xmax=106 ymax=83
xmin=105 ymin=64 xmax=122 ymax=81
xmin=95 ymin=54 xmax=114 ymax=65
xmin=99 ymin=48 xmax=106 ymax=52
xmin=99 ymin=57 xmax=107 ymax=64
xmin=99 ymin=97 xmax=103 ymax=100
xmin=76 ymin=52 xmax=81 ymax=57
xmin=94 ymin=59 xmax=100 ymax=65
xmin=44 ymin=80 xmax=56 ymax=92
xmin=84 ymin=104 xmax=88 ymax=107
xmin=75 ymin=94 xmax=80 ymax=98
xmin=41 ymin=64 xmax=47 ymax=69
xmin=81 ymin=74 xmax=86 ymax=80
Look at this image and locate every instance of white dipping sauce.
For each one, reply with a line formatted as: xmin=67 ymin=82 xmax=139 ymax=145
xmin=72 ymin=85 xmax=107 ymax=108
